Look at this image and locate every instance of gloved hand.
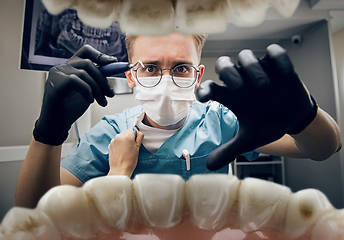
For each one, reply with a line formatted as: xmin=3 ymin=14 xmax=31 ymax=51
xmin=196 ymin=44 xmax=318 ymax=171
xmin=33 ymin=45 xmax=117 ymax=146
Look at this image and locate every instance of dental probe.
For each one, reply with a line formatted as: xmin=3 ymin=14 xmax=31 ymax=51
xmin=98 ymin=60 xmax=144 ymax=77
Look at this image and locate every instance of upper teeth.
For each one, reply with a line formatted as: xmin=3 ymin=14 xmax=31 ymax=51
xmin=41 ymin=0 xmax=300 ymax=34
xmin=1 ymin=174 xmax=343 ymax=239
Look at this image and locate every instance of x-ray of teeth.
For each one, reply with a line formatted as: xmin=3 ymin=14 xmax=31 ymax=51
xmin=34 ymin=3 xmax=128 ymax=61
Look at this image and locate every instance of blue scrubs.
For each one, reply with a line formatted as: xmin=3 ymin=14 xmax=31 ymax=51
xmin=61 ymin=101 xmax=259 ymax=182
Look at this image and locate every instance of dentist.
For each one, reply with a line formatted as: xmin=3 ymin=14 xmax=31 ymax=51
xmin=15 ymin=31 xmax=341 ymax=209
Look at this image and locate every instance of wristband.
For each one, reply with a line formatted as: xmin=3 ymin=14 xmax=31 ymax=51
xmin=33 ymin=120 xmax=68 ymax=146
xmin=287 ymin=96 xmax=318 ymax=135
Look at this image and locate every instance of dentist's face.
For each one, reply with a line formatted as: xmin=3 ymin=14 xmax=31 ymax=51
xmin=125 ymin=32 xmax=205 ymax=88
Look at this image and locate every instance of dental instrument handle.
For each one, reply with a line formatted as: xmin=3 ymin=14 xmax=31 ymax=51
xmin=132 ymin=126 xmax=138 ymax=140
xmin=183 ymin=149 xmax=191 ymax=171
xmin=98 ymin=62 xmax=132 ymax=77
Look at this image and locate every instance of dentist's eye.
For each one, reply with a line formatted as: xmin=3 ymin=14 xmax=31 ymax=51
xmin=146 ymin=66 xmax=155 ymax=73
xmin=140 ymin=64 xmax=160 ymax=77
xmin=175 ymin=65 xmax=189 ymax=74
xmin=173 ymin=64 xmax=197 ymax=79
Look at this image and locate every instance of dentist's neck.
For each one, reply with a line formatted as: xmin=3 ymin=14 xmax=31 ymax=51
xmin=142 ymin=113 xmax=185 ymax=130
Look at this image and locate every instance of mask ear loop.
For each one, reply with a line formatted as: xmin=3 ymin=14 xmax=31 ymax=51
xmin=129 ymin=60 xmax=145 ymax=86
xmin=130 ymin=60 xmax=145 ymax=69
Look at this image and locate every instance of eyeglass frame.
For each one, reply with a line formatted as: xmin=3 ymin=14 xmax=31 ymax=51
xmin=132 ymin=63 xmax=201 ymax=88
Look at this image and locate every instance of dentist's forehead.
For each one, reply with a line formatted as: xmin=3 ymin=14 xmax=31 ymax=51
xmin=131 ymin=33 xmax=199 ymax=65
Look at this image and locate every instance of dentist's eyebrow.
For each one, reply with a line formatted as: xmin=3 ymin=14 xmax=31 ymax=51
xmin=141 ymin=60 xmax=160 ymax=66
xmin=171 ymin=61 xmax=194 ymax=67
xmin=141 ymin=60 xmax=194 ymax=68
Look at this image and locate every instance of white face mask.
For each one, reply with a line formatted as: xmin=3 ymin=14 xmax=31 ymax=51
xmin=135 ymin=75 xmax=196 ymax=126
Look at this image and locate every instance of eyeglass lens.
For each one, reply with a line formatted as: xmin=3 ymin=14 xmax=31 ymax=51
xmin=136 ymin=64 xmax=198 ymax=88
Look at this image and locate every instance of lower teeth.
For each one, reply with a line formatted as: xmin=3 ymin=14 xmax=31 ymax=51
xmin=1 ymin=174 xmax=342 ymax=239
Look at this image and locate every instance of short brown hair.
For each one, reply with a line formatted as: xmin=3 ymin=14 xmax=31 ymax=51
xmin=125 ymin=33 xmax=207 ymax=63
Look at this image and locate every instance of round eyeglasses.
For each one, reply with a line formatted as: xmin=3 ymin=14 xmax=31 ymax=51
xmin=133 ymin=64 xmax=200 ymax=88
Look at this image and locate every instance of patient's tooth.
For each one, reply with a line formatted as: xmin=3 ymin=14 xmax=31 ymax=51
xmin=0 ymin=207 xmax=61 ymax=240
xmin=175 ymin=0 xmax=230 ymax=34
xmin=41 ymin=0 xmax=73 ymax=15
xmin=133 ymin=174 xmax=185 ymax=228
xmin=75 ymin=0 xmax=121 ymax=29
xmin=118 ymin=0 xmax=175 ymax=36
xmin=284 ymin=188 xmax=334 ymax=239
xmin=36 ymin=185 xmax=94 ymax=239
xmin=269 ymin=0 xmax=300 ymax=18
xmin=238 ymin=178 xmax=291 ymax=234
xmin=83 ymin=176 xmax=132 ymax=229
xmin=312 ymin=209 xmax=344 ymax=240
xmin=227 ymin=0 xmax=270 ymax=27
xmin=185 ymin=174 xmax=239 ymax=230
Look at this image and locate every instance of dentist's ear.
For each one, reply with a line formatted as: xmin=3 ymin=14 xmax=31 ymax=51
xmin=125 ymin=70 xmax=136 ymax=88
xmin=195 ymin=65 xmax=205 ymax=88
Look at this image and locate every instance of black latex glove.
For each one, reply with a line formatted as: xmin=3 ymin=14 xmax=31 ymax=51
xmin=33 ymin=45 xmax=117 ymax=146
xmin=196 ymin=44 xmax=318 ymax=171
